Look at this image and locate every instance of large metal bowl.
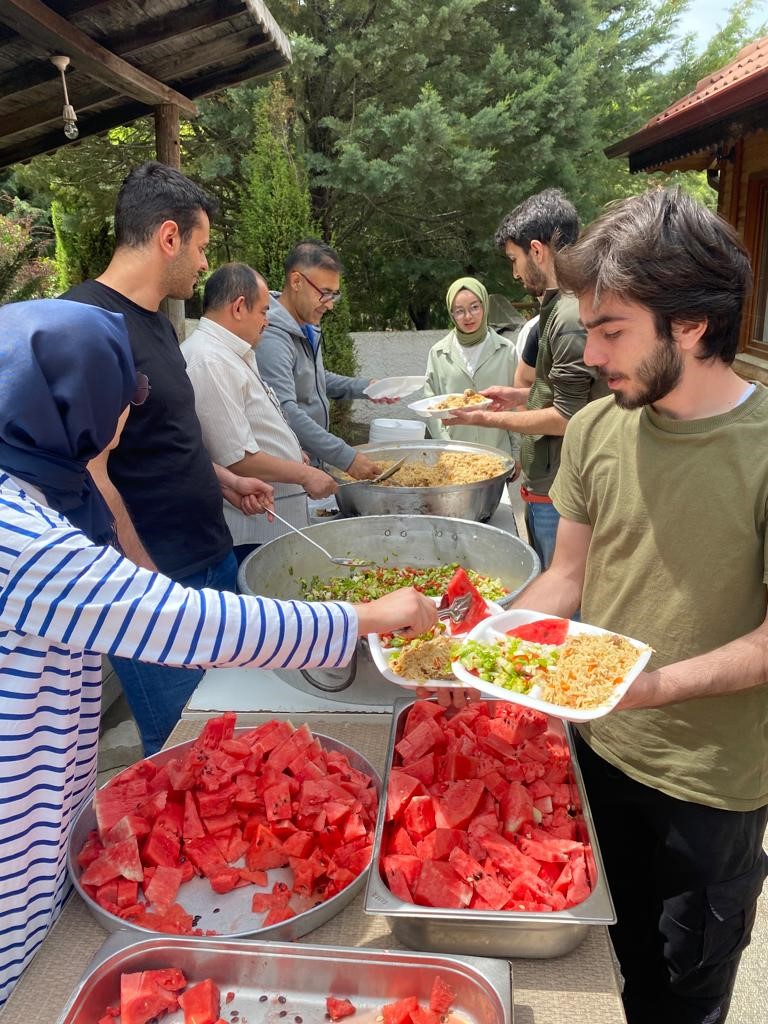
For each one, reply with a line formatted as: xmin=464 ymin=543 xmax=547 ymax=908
xmin=331 ymin=440 xmax=515 ymax=522
xmin=68 ymin=731 xmax=379 ymax=941
xmin=238 ymin=515 xmax=540 ymax=697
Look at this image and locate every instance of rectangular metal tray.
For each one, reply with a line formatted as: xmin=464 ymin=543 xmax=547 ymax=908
xmin=364 ymin=697 xmax=615 ymax=958
xmin=55 ymin=931 xmax=513 ymax=1024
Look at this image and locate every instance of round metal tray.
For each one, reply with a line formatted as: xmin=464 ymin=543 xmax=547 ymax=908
xmin=68 ymin=731 xmax=380 ymax=941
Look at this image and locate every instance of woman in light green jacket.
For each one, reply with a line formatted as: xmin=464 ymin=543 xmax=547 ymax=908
xmin=423 ymin=277 xmax=520 ymax=457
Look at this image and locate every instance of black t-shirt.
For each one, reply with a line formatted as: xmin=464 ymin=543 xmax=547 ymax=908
xmin=63 ymin=280 xmax=232 ymax=578
xmin=522 ymin=320 xmax=540 ymax=368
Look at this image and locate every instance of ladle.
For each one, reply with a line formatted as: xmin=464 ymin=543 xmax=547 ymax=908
xmin=267 ymin=508 xmax=374 ymax=568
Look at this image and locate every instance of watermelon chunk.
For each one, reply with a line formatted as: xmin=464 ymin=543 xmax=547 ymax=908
xmin=382 ymin=996 xmax=419 ymax=1024
xmin=429 ymin=975 xmax=457 ymax=1014
xmin=179 ymin=979 xmax=221 ymax=1024
xmin=414 ymin=860 xmax=472 ymax=909
xmin=120 ymin=969 xmax=186 ymax=1024
xmin=327 ymin=997 xmax=356 ymax=1020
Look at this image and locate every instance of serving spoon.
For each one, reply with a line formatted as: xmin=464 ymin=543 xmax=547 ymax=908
xmin=267 ymin=508 xmax=374 ymax=567
xmin=337 ymin=455 xmax=408 ymax=488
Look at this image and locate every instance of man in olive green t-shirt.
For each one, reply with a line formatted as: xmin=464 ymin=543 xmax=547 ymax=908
xmin=447 ymin=188 xmax=606 ymax=568
xmin=511 ymin=188 xmax=768 ymax=1024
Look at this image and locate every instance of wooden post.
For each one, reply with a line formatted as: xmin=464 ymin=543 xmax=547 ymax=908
xmin=155 ymin=102 xmax=187 ymax=341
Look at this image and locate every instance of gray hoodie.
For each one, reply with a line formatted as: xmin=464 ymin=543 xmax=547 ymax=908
xmin=255 ymin=294 xmax=370 ymax=471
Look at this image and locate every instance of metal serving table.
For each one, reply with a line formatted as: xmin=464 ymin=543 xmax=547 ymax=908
xmin=0 ymin=715 xmax=626 ymax=1024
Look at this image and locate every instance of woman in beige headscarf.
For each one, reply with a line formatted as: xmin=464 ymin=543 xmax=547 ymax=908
xmin=423 ymin=276 xmax=520 ymax=455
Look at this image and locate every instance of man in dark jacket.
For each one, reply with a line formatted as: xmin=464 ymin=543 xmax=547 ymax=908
xmin=255 ymin=239 xmax=382 ymax=479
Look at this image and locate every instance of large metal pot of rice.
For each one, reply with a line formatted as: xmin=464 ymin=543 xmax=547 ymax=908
xmin=238 ymin=514 xmax=540 ymax=699
xmin=330 ymin=439 xmax=515 ymax=522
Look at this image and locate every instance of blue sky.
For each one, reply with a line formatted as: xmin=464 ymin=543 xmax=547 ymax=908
xmin=676 ymin=0 xmax=767 ymax=51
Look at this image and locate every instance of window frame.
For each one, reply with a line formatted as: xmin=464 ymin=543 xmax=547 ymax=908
xmin=742 ymin=170 xmax=768 ymax=357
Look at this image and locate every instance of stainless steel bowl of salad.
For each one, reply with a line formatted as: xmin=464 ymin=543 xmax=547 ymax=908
xmin=238 ymin=515 xmax=540 ymax=699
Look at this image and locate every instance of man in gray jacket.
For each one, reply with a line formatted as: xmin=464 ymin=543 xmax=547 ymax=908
xmin=255 ymin=239 xmax=381 ymax=479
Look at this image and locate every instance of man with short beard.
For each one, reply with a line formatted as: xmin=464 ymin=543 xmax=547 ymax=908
xmin=63 ymin=162 xmax=273 ymax=754
xmin=510 ymin=187 xmax=768 ymax=1024
xmin=448 ymin=188 xmax=606 ymax=567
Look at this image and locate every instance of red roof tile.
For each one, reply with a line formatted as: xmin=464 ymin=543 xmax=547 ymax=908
xmin=649 ymin=36 xmax=768 ymax=128
xmin=606 ymin=34 xmax=768 ymax=164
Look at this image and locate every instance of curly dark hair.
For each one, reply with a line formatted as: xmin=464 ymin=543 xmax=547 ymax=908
xmin=555 ymin=187 xmax=753 ymax=364
xmin=494 ymin=188 xmax=580 ymax=253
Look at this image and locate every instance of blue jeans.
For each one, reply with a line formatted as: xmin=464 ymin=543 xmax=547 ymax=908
xmin=110 ymin=551 xmax=238 ymax=755
xmin=524 ymin=499 xmax=560 ymax=570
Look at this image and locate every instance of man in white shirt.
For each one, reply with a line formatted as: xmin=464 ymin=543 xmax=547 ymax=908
xmin=183 ymin=263 xmax=338 ymax=565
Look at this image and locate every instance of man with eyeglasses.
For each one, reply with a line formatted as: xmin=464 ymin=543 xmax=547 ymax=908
xmin=255 ymin=239 xmax=382 ymax=479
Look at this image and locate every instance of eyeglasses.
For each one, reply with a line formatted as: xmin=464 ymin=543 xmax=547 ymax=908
xmin=298 ymin=271 xmax=341 ymax=304
xmin=452 ymin=302 xmax=484 ymax=321
xmin=131 ymin=371 xmax=151 ymax=406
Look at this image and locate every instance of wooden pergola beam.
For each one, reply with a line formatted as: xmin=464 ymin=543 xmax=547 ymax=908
xmin=2 ymin=0 xmax=198 ymax=115
xmin=0 ymin=0 xmax=248 ymax=101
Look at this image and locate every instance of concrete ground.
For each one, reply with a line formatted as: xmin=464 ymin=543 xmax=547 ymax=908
xmin=96 ymin=328 xmax=767 ymax=1021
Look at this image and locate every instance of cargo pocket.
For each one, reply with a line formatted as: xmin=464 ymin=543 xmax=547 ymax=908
xmin=661 ymin=852 xmax=768 ymax=983
xmin=701 ymin=853 xmax=768 ymax=968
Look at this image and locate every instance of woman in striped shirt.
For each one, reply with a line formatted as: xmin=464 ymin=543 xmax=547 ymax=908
xmin=0 ymin=299 xmax=436 ymax=1007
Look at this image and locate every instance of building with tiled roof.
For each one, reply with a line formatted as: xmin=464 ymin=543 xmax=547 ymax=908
xmin=607 ymin=35 xmax=768 ymax=380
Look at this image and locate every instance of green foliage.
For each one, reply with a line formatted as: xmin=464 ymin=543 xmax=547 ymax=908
xmin=268 ymin=0 xmax=765 ymax=325
xmin=321 ymin=284 xmax=360 ymax=436
xmin=51 ymin=199 xmax=113 ymax=290
xmin=4 ymin=0 xmax=765 ymax=328
xmin=0 ymin=197 xmax=56 ymax=304
xmin=236 ymin=81 xmax=317 ymax=287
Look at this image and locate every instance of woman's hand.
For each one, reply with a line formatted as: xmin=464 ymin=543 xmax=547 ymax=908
xmin=353 ymin=587 xmax=437 ymax=639
xmin=414 ymin=685 xmax=483 ymax=707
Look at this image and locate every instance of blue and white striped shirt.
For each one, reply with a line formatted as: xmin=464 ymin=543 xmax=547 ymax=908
xmin=0 ymin=473 xmax=356 ymax=1006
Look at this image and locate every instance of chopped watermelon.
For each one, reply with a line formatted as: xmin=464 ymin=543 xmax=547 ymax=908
xmin=381 ymin=699 xmax=594 ymax=915
xmin=443 ymin=567 xmax=490 ymax=635
xmin=120 ymin=969 xmax=186 ymax=1024
xmin=382 ymin=996 xmax=419 ymax=1024
xmin=178 ymin=978 xmax=220 ymax=1024
xmin=429 ymin=975 xmax=456 ymax=1014
xmin=327 ymin=997 xmax=356 ymax=1020
xmin=506 ymin=617 xmax=569 ymax=646
xmin=77 ymin=714 xmax=379 ymax=936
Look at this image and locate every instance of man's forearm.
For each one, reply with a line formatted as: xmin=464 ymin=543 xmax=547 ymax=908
xmin=466 ymin=406 xmax=569 ymax=436
xmin=622 ymin=624 xmax=768 ymax=710
xmin=229 ymin=451 xmax=305 ymax=487
xmin=87 ymin=454 xmax=157 ymax=570
xmin=510 ymin=568 xmax=582 ymax=619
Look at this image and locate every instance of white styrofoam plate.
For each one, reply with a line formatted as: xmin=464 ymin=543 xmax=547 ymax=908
xmin=450 ymin=608 xmax=652 ymax=721
xmin=368 ymin=598 xmax=503 ymax=691
xmin=408 ymin=393 xmax=493 ymax=420
xmin=363 ymin=376 xmax=426 ymax=400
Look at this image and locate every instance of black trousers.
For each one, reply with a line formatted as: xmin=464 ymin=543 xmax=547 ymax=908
xmin=574 ymin=733 xmax=768 ymax=1024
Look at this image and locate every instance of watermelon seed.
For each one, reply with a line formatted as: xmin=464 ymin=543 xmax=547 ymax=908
xmin=279 ymin=1012 xmax=288 ymax=1017
xmin=278 ymin=996 xmax=287 ymax=1004
xmin=259 ymin=996 xmax=268 ymax=1003
xmin=295 ymin=1016 xmax=303 ymax=1021
xmin=213 ymin=907 xmax=220 ymax=913
xmin=192 ymin=915 xmax=202 ymax=926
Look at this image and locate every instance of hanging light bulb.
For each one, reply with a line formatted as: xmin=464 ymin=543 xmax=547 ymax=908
xmin=50 ymin=55 xmax=79 ymax=141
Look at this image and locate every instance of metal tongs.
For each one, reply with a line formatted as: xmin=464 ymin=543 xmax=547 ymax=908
xmin=436 ymin=593 xmax=473 ymax=625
